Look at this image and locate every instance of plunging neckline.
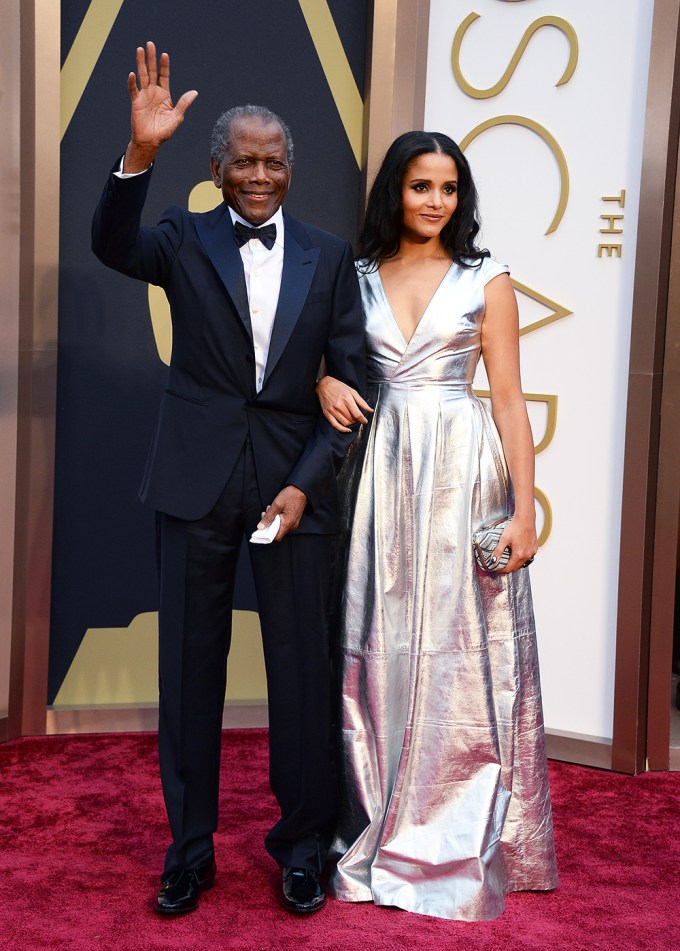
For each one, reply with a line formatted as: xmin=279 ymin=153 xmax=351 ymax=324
xmin=376 ymin=262 xmax=455 ymax=349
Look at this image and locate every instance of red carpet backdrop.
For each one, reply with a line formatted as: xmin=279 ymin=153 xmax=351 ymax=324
xmin=0 ymin=730 xmax=676 ymax=950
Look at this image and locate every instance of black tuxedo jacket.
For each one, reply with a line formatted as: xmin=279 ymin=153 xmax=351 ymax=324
xmin=92 ymin=161 xmax=366 ymax=529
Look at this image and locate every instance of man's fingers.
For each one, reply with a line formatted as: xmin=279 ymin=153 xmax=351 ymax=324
xmin=257 ymin=503 xmax=279 ymax=530
xmin=136 ymin=46 xmax=149 ymax=87
xmin=127 ymin=72 xmax=139 ymax=99
xmin=175 ymin=90 xmax=199 ymax=118
xmin=262 ymin=487 xmax=307 ymax=541
xmin=274 ymin=521 xmax=287 ymax=542
xmin=158 ymin=50 xmax=171 ymax=90
xmin=274 ymin=510 xmax=298 ymax=542
xmin=145 ymin=41 xmax=158 ymax=86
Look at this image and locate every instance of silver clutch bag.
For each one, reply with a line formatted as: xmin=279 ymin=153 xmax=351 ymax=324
xmin=472 ymin=517 xmax=512 ymax=572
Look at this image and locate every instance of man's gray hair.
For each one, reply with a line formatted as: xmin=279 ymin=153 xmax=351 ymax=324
xmin=210 ymin=105 xmax=294 ymax=166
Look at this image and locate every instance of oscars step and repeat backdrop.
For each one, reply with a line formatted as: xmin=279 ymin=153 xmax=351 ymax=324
xmin=50 ymin=0 xmax=367 ymax=710
xmin=52 ymin=0 xmax=654 ymax=746
xmin=424 ymin=0 xmax=653 ymax=740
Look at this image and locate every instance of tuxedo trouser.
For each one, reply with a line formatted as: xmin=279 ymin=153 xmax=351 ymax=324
xmin=158 ymin=437 xmax=337 ymax=875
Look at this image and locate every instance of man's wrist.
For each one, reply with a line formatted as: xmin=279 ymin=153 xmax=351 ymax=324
xmin=123 ymin=141 xmax=158 ymax=174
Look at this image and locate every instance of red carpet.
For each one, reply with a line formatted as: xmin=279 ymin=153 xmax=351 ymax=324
xmin=0 ymin=730 xmax=676 ymax=950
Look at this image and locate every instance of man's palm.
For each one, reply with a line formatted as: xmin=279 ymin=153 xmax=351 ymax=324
xmin=127 ymin=42 xmax=197 ymax=154
xmin=131 ymin=84 xmax=185 ymax=149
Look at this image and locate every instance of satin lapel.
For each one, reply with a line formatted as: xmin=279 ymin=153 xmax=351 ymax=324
xmin=195 ymin=206 xmax=252 ymax=340
xmin=264 ymin=232 xmax=319 ymax=385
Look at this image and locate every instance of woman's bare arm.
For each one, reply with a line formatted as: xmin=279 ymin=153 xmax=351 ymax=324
xmin=481 ymin=273 xmax=537 ymax=573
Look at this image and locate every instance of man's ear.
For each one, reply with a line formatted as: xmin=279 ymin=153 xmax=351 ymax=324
xmin=210 ymin=157 xmax=222 ymax=187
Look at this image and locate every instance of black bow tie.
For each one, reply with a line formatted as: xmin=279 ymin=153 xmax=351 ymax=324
xmin=233 ymin=220 xmax=277 ymax=250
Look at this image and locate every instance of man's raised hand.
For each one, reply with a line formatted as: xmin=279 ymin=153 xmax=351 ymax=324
xmin=124 ymin=42 xmax=198 ymax=173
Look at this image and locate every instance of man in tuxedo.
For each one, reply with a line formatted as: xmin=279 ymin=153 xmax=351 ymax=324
xmin=92 ymin=43 xmax=366 ymax=916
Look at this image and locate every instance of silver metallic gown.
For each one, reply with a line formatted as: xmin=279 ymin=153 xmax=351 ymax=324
xmin=329 ymin=257 xmax=558 ymax=920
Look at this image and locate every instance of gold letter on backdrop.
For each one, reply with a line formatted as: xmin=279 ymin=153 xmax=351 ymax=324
xmin=513 ymin=280 xmax=572 ymax=336
xmin=452 ymin=13 xmax=578 ymax=100
xmin=460 ymin=116 xmax=569 ymax=235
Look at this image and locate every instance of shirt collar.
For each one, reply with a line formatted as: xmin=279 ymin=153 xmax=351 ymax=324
xmin=228 ymin=206 xmax=284 ymax=248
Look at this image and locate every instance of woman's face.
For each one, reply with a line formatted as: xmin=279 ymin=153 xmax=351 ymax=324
xmin=400 ymin=151 xmax=459 ymax=241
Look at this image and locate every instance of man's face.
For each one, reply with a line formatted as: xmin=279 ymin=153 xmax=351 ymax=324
xmin=210 ymin=117 xmax=292 ymax=225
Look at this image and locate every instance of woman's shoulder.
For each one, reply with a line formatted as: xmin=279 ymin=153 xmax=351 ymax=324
xmin=458 ymin=253 xmax=510 ymax=285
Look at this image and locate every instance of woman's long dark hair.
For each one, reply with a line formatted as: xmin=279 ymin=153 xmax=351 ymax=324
xmin=357 ymin=131 xmax=488 ymax=271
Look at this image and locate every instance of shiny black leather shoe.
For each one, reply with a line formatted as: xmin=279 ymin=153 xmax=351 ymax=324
xmin=154 ymin=858 xmax=217 ymax=914
xmin=281 ymin=867 xmax=326 ymax=914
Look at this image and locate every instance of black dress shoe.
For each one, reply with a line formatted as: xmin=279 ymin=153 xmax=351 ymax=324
xmin=154 ymin=858 xmax=217 ymax=914
xmin=281 ymin=867 xmax=326 ymax=914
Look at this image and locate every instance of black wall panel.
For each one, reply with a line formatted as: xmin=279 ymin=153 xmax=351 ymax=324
xmin=50 ymin=0 xmax=368 ymax=702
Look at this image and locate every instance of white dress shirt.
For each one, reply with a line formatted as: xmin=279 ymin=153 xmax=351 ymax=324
xmin=228 ymin=207 xmax=284 ymax=392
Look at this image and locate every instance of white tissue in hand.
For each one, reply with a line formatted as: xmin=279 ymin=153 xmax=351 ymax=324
xmin=249 ymin=514 xmax=281 ymax=544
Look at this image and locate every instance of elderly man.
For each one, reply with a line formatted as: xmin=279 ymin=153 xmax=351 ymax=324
xmin=92 ymin=42 xmax=365 ymax=916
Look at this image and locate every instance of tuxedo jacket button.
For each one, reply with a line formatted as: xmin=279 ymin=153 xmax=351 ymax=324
xmin=244 ymin=353 xmax=254 ymax=363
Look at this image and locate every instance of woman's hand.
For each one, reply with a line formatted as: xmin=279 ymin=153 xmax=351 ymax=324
xmin=492 ymin=515 xmax=538 ymax=574
xmin=316 ymin=376 xmax=373 ymax=433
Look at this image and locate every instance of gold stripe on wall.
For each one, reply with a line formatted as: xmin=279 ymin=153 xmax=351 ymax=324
xmin=297 ymin=0 xmax=364 ymax=167
xmin=60 ymin=0 xmax=126 ymax=140
xmin=52 ymin=611 xmax=267 ymax=706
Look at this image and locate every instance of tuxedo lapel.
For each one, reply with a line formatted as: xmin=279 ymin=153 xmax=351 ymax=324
xmin=264 ymin=222 xmax=319 ymax=385
xmin=195 ymin=205 xmax=252 ymax=340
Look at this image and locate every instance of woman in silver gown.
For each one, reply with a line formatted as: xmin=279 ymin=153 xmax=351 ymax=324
xmin=316 ymin=132 xmax=558 ymax=920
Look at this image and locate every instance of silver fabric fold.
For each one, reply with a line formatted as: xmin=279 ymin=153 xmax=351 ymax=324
xmin=329 ymin=258 xmax=558 ymax=920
